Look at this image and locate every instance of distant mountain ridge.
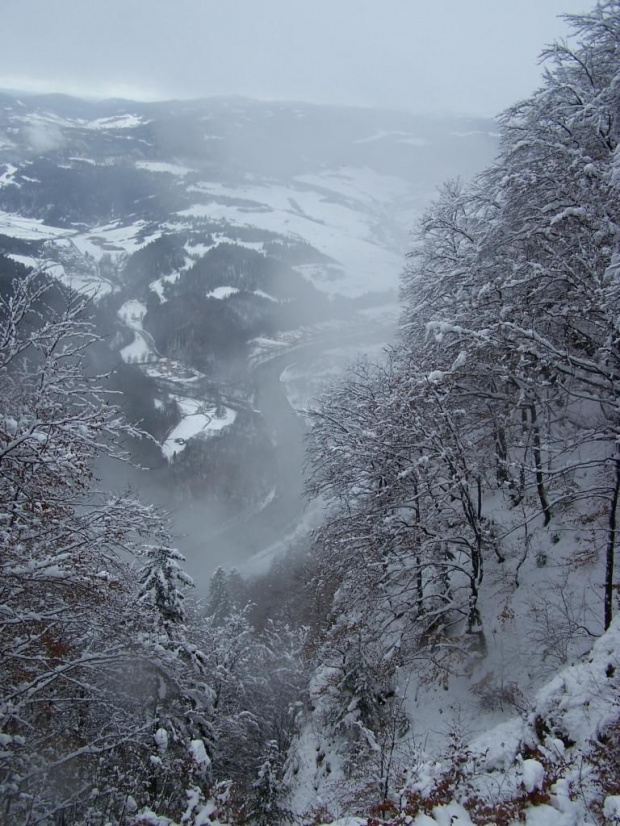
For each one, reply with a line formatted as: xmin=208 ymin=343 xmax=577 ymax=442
xmin=0 ymin=91 xmax=497 ymax=297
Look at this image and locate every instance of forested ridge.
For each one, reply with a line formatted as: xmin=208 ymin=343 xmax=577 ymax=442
xmin=1 ymin=2 xmax=620 ymax=824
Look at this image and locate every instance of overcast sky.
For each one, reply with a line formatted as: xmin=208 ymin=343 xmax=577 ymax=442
xmin=0 ymin=0 xmax=594 ymax=115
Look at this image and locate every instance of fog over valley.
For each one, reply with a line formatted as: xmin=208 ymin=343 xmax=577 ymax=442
xmin=2 ymin=3 xmax=620 ymax=826
xmin=0 ymin=94 xmax=499 ymax=582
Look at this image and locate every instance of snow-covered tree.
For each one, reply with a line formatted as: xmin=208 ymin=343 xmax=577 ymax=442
xmin=198 ymin=607 xmax=307 ymax=805
xmin=207 ymin=565 xmax=233 ymax=625
xmin=0 ymin=272 xmax=216 ymax=824
xmin=139 ymin=543 xmax=194 ymax=624
xmin=228 ymin=566 xmax=249 ymax=611
xmin=302 ymin=3 xmax=620 ymax=809
xmin=248 ymin=740 xmax=290 ymax=826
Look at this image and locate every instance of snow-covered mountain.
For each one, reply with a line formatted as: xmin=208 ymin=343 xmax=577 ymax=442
xmin=0 ymin=91 xmax=497 ymax=297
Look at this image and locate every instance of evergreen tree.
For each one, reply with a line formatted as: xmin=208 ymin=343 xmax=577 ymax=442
xmin=228 ymin=566 xmax=249 ymax=611
xmin=207 ymin=565 xmax=233 ymax=625
xmin=138 ymin=543 xmax=194 ymax=624
xmin=248 ymin=741 xmax=289 ymax=826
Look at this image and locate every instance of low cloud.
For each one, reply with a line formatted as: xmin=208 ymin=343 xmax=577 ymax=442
xmin=24 ymin=123 xmax=65 ymax=154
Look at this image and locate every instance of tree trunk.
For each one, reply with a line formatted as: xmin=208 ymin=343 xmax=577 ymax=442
xmin=604 ymin=450 xmax=620 ymax=630
xmin=530 ymin=403 xmax=551 ymax=526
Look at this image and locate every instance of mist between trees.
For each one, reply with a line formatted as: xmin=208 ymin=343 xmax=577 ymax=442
xmin=1 ymin=2 xmax=620 ymax=824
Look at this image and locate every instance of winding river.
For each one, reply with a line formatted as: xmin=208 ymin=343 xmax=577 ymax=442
xmin=197 ymin=320 xmax=395 ymax=576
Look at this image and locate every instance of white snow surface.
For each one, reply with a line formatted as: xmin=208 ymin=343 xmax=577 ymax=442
xmin=300 ymin=620 xmax=620 ymax=825
xmin=0 ymin=163 xmax=19 ymax=187
xmin=150 ymin=270 xmax=182 ymax=302
xmin=153 ymin=728 xmax=168 ymax=753
xmin=605 ymin=797 xmax=620 ymax=820
xmin=295 ymin=166 xmax=411 ymax=204
xmin=7 ymin=253 xmax=39 ymax=269
xmin=0 ymin=211 xmax=162 ymax=300
xmin=521 ymin=759 xmax=545 ymax=793
xmin=87 ymin=114 xmax=146 ymax=130
xmin=71 ymin=221 xmax=161 ymax=261
xmin=136 ymin=161 xmax=192 ymax=176
xmin=162 ymin=400 xmax=236 ymax=460
xmin=118 ymin=299 xmax=147 ymax=328
xmin=143 ymin=359 xmax=203 ymax=385
xmin=188 ymin=738 xmax=211 ymax=769
xmin=178 ymin=166 xmax=419 ymax=296
xmin=0 ymin=210 xmax=69 ymax=241
xmin=205 ymin=285 xmax=281 ymax=302
xmin=206 ymin=286 xmax=240 ymax=300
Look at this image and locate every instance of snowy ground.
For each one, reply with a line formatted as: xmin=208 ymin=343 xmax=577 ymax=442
xmin=295 ymin=620 xmax=620 ymax=825
xmin=135 ymin=161 xmax=192 ymax=176
xmin=162 ymin=397 xmax=237 ymax=460
xmin=205 ymin=285 xmax=282 ymax=302
xmin=143 ymin=359 xmax=203 ymax=384
xmin=0 ymin=209 xmax=162 ymax=301
xmin=86 ymin=113 xmax=148 ymax=130
xmin=114 ymin=304 xmax=237 ymax=458
xmin=0 ymin=163 xmax=19 ymax=187
xmin=0 ymin=210 xmax=70 ymax=241
xmin=404 ymin=620 xmax=620 ymax=824
xmin=0 ymin=160 xmax=419 ymax=303
xmin=0 ymin=210 xmax=161 ymax=263
xmin=178 ymin=166 xmax=420 ymax=296
xmin=71 ymin=220 xmax=162 ymax=261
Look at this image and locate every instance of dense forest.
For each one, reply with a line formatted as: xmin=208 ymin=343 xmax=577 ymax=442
xmin=1 ymin=2 xmax=620 ymax=824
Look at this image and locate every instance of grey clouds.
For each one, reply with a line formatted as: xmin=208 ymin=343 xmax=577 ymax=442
xmin=1 ymin=0 xmax=593 ymax=115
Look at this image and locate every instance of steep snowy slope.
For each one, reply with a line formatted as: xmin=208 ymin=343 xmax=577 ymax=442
xmin=305 ymin=619 xmax=620 ymax=825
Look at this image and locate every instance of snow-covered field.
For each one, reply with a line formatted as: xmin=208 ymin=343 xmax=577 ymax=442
xmin=1 ymin=156 xmax=421 ymax=304
xmin=408 ymin=620 xmax=620 ymax=825
xmin=143 ymin=359 xmax=203 ymax=385
xmin=0 ymin=210 xmax=69 ymax=241
xmin=162 ymin=397 xmax=236 ymax=460
xmin=135 ymin=161 xmax=192 ymax=176
xmin=295 ymin=165 xmax=412 ymax=203
xmin=86 ymin=113 xmax=148 ymax=130
xmin=206 ymin=286 xmax=241 ymax=300
xmin=292 ymin=619 xmax=620 ymax=826
xmin=205 ymin=285 xmax=282 ymax=302
xmin=0 ymin=163 xmax=19 ymax=187
xmin=178 ymin=166 xmax=419 ymax=296
xmin=71 ymin=221 xmax=162 ymax=261
xmin=115 ymin=303 xmax=236 ymax=458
